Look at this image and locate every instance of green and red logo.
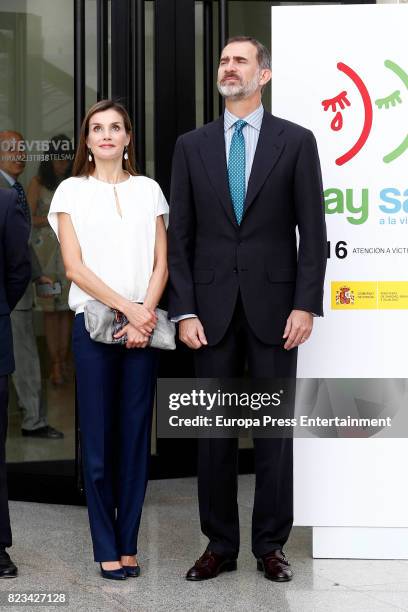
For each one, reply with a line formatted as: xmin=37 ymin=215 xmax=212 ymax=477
xmin=322 ymin=60 xmax=408 ymax=165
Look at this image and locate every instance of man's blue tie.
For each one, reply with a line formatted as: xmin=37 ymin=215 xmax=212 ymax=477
xmin=12 ymin=181 xmax=31 ymax=227
xmin=228 ymin=119 xmax=247 ymax=225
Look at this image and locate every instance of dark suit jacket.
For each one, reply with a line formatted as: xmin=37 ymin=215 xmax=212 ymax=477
xmin=168 ymin=111 xmax=327 ymax=346
xmin=0 ymin=188 xmax=31 ymax=375
xmin=0 ymin=173 xmax=42 ymax=311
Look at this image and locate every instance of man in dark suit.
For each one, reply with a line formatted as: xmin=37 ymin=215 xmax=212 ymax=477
xmin=168 ymin=37 xmax=327 ymax=582
xmin=0 ymin=187 xmax=31 ymax=577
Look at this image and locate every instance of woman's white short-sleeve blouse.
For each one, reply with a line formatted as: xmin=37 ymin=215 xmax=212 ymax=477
xmin=48 ymin=174 xmax=169 ymax=315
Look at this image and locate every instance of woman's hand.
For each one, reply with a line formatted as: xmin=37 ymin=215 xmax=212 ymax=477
xmin=113 ymin=323 xmax=150 ymax=349
xmin=123 ymin=302 xmax=157 ymax=335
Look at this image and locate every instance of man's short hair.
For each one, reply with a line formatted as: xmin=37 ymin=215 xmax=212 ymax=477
xmin=225 ymin=36 xmax=271 ymax=71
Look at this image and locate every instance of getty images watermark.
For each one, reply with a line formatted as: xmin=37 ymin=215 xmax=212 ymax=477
xmin=157 ymin=378 xmax=408 ymax=439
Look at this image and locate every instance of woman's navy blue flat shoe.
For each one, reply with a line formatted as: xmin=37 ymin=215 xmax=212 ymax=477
xmin=99 ymin=563 xmax=127 ymax=580
xmin=123 ymin=565 xmax=140 ymax=577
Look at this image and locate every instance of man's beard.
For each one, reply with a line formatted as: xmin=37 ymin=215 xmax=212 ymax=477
xmin=217 ymin=70 xmax=261 ymax=100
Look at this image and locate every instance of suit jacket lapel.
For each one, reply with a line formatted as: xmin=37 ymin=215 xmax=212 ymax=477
xmin=243 ymin=112 xmax=285 ymax=220
xmin=199 ymin=116 xmax=238 ymax=228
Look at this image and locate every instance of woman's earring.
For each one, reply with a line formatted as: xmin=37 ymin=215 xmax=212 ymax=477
xmin=88 ymin=148 xmax=93 ymax=162
xmin=123 ymin=146 xmax=129 ymax=161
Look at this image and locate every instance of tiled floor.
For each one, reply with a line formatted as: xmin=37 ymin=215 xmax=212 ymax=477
xmin=1 ymin=476 xmax=407 ymax=611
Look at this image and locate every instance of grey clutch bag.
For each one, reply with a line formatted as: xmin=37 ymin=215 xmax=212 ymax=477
xmin=83 ymin=300 xmax=176 ymax=350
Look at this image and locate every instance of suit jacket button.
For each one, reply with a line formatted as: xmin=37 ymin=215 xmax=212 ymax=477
xmin=233 ymin=267 xmax=238 ymax=273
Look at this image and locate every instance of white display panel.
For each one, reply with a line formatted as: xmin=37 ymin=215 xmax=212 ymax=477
xmin=271 ymin=4 xmax=408 ymax=557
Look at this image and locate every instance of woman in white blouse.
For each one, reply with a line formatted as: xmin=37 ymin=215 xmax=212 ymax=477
xmin=48 ymin=100 xmax=168 ymax=581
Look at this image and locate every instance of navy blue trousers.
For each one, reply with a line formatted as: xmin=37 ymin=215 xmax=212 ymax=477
xmin=0 ymin=376 xmax=12 ymax=549
xmin=73 ymin=314 xmax=158 ymax=562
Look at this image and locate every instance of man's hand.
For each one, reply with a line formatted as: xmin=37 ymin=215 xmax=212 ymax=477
xmin=114 ymin=324 xmax=150 ymax=349
xmin=179 ymin=317 xmax=208 ymax=349
xmin=283 ymin=310 xmax=313 ymax=350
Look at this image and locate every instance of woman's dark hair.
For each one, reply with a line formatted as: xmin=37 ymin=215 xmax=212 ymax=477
xmin=72 ymin=99 xmax=138 ymax=177
xmin=37 ymin=134 xmax=73 ymax=191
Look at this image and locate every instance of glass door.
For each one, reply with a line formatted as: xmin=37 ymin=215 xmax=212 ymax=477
xmin=0 ymin=0 xmax=100 ymax=503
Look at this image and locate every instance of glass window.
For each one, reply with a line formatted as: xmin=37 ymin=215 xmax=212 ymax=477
xmin=145 ymin=1 xmax=154 ymax=177
xmin=85 ymin=0 xmax=98 ymax=110
xmin=0 ymin=0 xmax=76 ymax=465
xmin=195 ymin=1 xmax=204 ymax=128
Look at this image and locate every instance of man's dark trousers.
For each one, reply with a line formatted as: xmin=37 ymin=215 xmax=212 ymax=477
xmin=0 ymin=377 xmax=11 ymax=549
xmin=0 ymin=187 xmax=31 ymax=551
xmin=194 ymin=292 xmax=296 ymax=559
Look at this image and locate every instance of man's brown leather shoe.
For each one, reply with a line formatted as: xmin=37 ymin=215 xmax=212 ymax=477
xmin=257 ymin=549 xmax=293 ymax=582
xmin=186 ymin=550 xmax=237 ymax=581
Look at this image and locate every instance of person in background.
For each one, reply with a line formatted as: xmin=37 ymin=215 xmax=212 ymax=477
xmin=27 ymin=135 xmax=74 ymax=386
xmin=0 ymin=130 xmax=63 ymax=439
xmin=0 ymin=187 xmax=31 ymax=577
xmin=48 ymin=100 xmax=168 ymax=580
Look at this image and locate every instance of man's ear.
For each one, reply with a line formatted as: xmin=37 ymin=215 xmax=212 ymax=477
xmin=260 ymin=69 xmax=272 ymax=87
